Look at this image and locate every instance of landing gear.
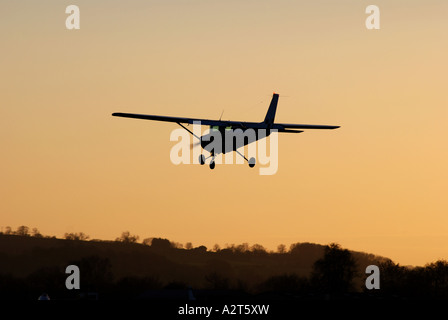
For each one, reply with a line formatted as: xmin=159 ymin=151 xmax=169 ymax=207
xmin=199 ymin=152 xmax=255 ymax=170
xmin=235 ymin=150 xmax=256 ymax=168
xmin=248 ymin=157 xmax=256 ymax=168
xmin=199 ymin=154 xmax=213 ymax=169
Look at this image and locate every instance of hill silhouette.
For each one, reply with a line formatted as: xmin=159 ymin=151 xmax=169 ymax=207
xmin=0 ymin=229 xmax=447 ymax=300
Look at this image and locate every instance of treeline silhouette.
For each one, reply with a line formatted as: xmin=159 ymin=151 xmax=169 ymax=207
xmin=0 ymin=226 xmax=447 ymax=300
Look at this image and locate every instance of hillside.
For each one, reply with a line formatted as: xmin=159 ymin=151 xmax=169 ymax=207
xmin=0 ymin=234 xmax=389 ymax=299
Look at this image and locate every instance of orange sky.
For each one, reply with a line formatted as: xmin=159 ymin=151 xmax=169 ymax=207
xmin=1 ymin=0 xmax=447 ymax=266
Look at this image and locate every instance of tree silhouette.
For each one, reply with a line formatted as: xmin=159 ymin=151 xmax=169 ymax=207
xmin=150 ymin=238 xmax=172 ymax=250
xmin=31 ymin=228 xmax=43 ymax=238
xmin=115 ymin=231 xmax=139 ymax=243
xmin=171 ymin=242 xmax=184 ymax=249
xmin=16 ymin=226 xmax=30 ymax=236
xmin=425 ymin=260 xmax=448 ymax=296
xmin=250 ymin=244 xmax=267 ymax=254
xmin=7 ymin=232 xmax=448 ymax=299
xmin=277 ymin=244 xmax=286 ymax=254
xmin=193 ymin=245 xmax=207 ymax=253
xmin=64 ymin=232 xmax=89 ymax=241
xmin=235 ymin=243 xmax=249 ymax=253
xmin=311 ymin=243 xmax=357 ymax=294
xmin=69 ymin=255 xmax=113 ymax=292
xmin=375 ymin=259 xmax=407 ymax=296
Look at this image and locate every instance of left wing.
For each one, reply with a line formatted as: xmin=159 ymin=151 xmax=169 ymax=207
xmin=111 ymin=113 xmax=265 ymax=129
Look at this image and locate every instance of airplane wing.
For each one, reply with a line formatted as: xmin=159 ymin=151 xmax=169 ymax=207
xmin=112 ymin=113 xmax=339 ymax=130
xmin=272 ymin=123 xmax=340 ymax=130
xmin=111 ymin=113 xmax=265 ymax=129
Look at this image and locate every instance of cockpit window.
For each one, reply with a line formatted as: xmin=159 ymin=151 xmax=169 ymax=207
xmin=209 ymin=125 xmax=232 ymax=131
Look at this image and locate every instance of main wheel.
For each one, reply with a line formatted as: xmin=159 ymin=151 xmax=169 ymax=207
xmin=199 ymin=154 xmax=205 ymax=165
xmin=209 ymin=161 xmax=215 ymax=170
xmin=248 ymin=157 xmax=256 ymax=168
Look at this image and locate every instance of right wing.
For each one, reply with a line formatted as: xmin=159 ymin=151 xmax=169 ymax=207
xmin=273 ymin=123 xmax=340 ymax=130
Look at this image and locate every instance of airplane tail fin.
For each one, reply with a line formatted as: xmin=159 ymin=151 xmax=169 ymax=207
xmin=264 ymin=93 xmax=279 ymax=124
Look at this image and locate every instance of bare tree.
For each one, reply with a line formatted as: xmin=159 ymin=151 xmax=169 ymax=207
xmin=172 ymin=242 xmax=184 ymax=249
xmin=116 ymin=231 xmax=139 ymax=243
xmin=16 ymin=225 xmax=30 ymax=236
xmin=235 ymin=243 xmax=249 ymax=253
xmin=277 ymin=244 xmax=286 ymax=254
xmin=31 ymin=228 xmax=43 ymax=238
xmin=64 ymin=232 xmax=89 ymax=241
xmin=251 ymin=244 xmax=266 ymax=254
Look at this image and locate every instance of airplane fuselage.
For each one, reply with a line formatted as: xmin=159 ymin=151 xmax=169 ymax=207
xmin=200 ymin=125 xmax=274 ymax=155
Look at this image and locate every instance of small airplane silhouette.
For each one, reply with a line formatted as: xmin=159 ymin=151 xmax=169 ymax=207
xmin=112 ymin=93 xmax=340 ymax=169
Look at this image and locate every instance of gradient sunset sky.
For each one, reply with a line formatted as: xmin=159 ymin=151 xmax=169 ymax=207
xmin=1 ymin=0 xmax=447 ymax=266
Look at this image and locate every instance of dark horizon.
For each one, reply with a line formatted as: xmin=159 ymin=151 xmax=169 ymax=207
xmin=2 ymin=230 xmax=448 ymax=300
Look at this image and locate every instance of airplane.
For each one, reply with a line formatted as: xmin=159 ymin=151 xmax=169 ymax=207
xmin=112 ymin=93 xmax=340 ymax=169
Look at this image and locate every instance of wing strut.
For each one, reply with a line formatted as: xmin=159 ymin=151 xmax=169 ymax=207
xmin=177 ymin=122 xmax=202 ymax=141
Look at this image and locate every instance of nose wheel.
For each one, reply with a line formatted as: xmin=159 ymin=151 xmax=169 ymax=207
xmin=199 ymin=154 xmax=215 ymax=169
